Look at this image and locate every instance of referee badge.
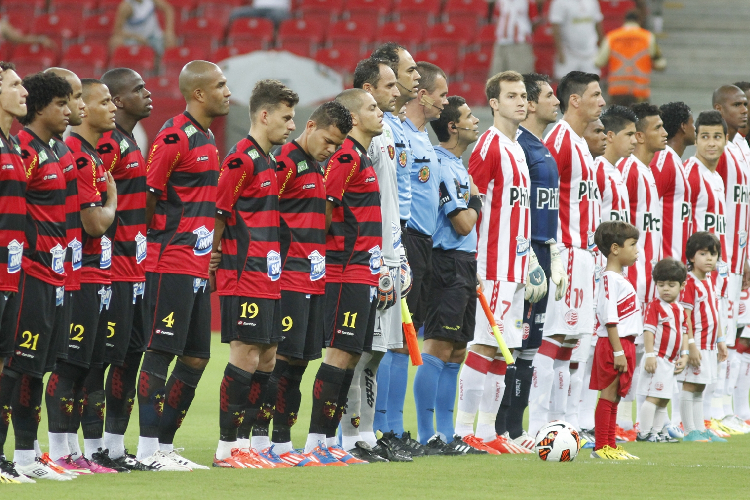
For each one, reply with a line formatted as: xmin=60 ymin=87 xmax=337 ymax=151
xmin=387 ymin=145 xmax=395 ymax=160
xmin=398 ymin=151 xmax=407 ymax=167
xmin=418 ymin=165 xmax=430 ymax=182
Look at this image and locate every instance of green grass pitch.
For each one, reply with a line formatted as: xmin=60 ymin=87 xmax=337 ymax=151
xmin=4 ymin=334 xmax=749 ymax=500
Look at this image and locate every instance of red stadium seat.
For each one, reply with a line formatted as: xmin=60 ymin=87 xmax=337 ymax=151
xmin=31 ymin=13 xmax=79 ymax=47
xmin=110 ymin=44 xmax=156 ymax=76
xmin=210 ymin=44 xmax=260 ymax=63
xmin=49 ymin=0 xmax=97 ymax=18
xmin=1 ymin=11 xmax=33 ymax=33
xmin=376 ymin=21 xmax=425 ymax=50
xmin=344 ymin=0 xmax=391 ymax=17
xmin=162 ymin=46 xmax=209 ymax=75
xmin=2 ymin=0 xmax=46 ymax=15
xmin=414 ymin=49 xmax=459 ymax=75
xmin=297 ymin=0 xmax=345 ymax=13
xmin=80 ymin=14 xmax=115 ymax=45
xmin=459 ymin=48 xmax=492 ymax=80
xmin=426 ymin=22 xmax=473 ymax=47
xmin=278 ymin=18 xmax=326 ymax=48
xmin=532 ymin=23 xmax=554 ymax=45
xmin=178 ymin=18 xmax=224 ymax=49
xmin=297 ymin=7 xmax=340 ymax=26
xmin=11 ymin=44 xmax=59 ymax=77
xmin=227 ymin=17 xmax=275 ymax=47
xmin=395 ymin=0 xmax=440 ymax=17
xmin=444 ymin=11 xmax=484 ymax=28
xmin=474 ymin=23 xmax=496 ymax=50
xmin=197 ymin=2 xmax=239 ymax=27
xmin=444 ymin=0 xmax=487 ymax=16
xmin=276 ymin=38 xmax=316 ymax=58
xmin=327 ymin=19 xmax=377 ymax=46
xmin=533 ymin=44 xmax=555 ymax=76
xmin=453 ymin=79 xmax=486 ymax=107
xmin=600 ymin=0 xmax=636 ymax=16
xmin=145 ymin=75 xmax=182 ymax=100
xmin=314 ymin=46 xmax=362 ymax=74
xmin=61 ymin=43 xmax=108 ymax=78
xmin=344 ymin=10 xmax=385 ymax=28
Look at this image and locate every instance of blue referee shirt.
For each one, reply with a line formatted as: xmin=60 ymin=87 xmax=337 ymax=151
xmin=433 ymin=146 xmax=477 ymax=253
xmin=517 ymin=126 xmax=559 ymax=244
xmin=404 ymin=118 xmax=439 ymax=236
xmin=384 ymin=112 xmax=412 ymax=221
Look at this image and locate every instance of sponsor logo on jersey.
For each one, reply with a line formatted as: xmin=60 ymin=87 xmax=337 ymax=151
xmin=577 ymin=180 xmax=597 ymax=201
xmin=681 ymin=202 xmax=691 ymax=221
xmin=398 ymin=151 xmax=407 ymax=167
xmin=119 ymin=138 xmax=129 ymax=154
xmin=44 ymin=174 xmax=58 ymax=180
xmin=248 ymin=149 xmax=260 ymax=160
xmin=267 ymin=250 xmax=281 ymax=281
xmin=509 ymin=186 xmax=530 ymax=207
xmin=308 ymin=250 xmax=325 ymax=281
xmin=197 ymin=155 xmax=209 ymax=162
xmin=733 ymin=184 xmax=750 ymax=204
xmin=135 ymin=232 xmax=147 ymax=264
xmin=69 ymin=238 xmax=82 ymax=270
xmin=99 ymin=285 xmax=112 ymax=312
xmin=7 ymin=240 xmax=22 ymax=274
xmin=100 ymin=235 xmax=112 ymax=269
xmin=0 ymin=164 xmax=13 ymax=171
xmin=642 ymin=212 xmax=661 ymax=232
xmin=392 ymin=221 xmax=401 ymax=249
xmin=594 ymin=264 xmax=604 ymax=283
xmin=184 ymin=124 xmax=198 ymax=138
xmin=368 ymin=246 xmax=382 ymax=274
xmin=535 ymin=187 xmax=559 ymax=209
xmin=126 ymin=161 xmax=139 ymax=169
xmin=260 ymin=180 xmax=271 ymax=188
xmin=418 ymin=165 xmax=430 ymax=182
xmin=717 ymin=260 xmax=729 ymax=278
xmin=587 ymin=231 xmax=596 ymax=250
xmin=51 ymin=243 xmax=66 ymax=274
xmin=38 ymin=150 xmax=48 ymax=163
xmin=365 ymin=176 xmax=376 ymax=183
xmin=133 ymin=281 xmax=145 ymax=304
xmin=704 ymin=213 xmax=726 ymax=234
xmin=55 ymin=286 xmax=64 ymax=306
xmin=192 ymin=226 xmax=213 ymax=255
xmin=302 ymin=182 xmax=315 ymax=190
xmin=740 ymin=231 xmax=748 ymax=249
xmin=522 ymin=323 xmax=530 ymax=340
xmin=296 ymin=160 xmax=308 ymax=173
xmin=516 ymin=236 xmax=530 ymax=256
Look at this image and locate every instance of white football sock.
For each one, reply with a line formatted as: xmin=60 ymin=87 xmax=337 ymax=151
xmin=671 ymin=382 xmax=683 ymax=426
xmin=711 ymin=361 xmax=728 ymax=418
xmin=693 ymin=391 xmax=705 ymax=430
xmin=639 ymin=400 xmax=657 ymax=435
xmin=722 ymin=395 xmax=734 ymax=418
xmin=34 ymin=440 xmax=42 ymax=457
xmin=455 ymin=351 xmax=491 ymax=437
xmin=726 ymin=349 xmax=740 ymax=397
xmin=680 ymin=391 xmax=695 ymax=433
xmin=635 ymin=393 xmax=646 ymax=431
xmin=341 ymin=353 xmax=366 ymax=445
xmin=475 ymin=358 xmax=506 ymax=441
xmin=216 ymin=440 xmax=234 ymax=460
xmin=84 ymin=438 xmax=104 ymax=458
xmin=159 ymin=442 xmax=174 ymax=452
xmin=549 ymin=358 xmax=570 ymax=422
xmin=579 ymin=358 xmax=597 ymax=430
xmin=359 ymin=351 xmax=382 ymax=441
xmin=617 ymin=401 xmax=633 ymax=430
xmin=136 ymin=436 xmax=159 ymax=460
xmin=13 ymin=449 xmax=35 ymax=467
xmin=48 ymin=432 xmax=70 ymax=461
xmin=325 ymin=436 xmax=336 ymax=448
xmin=236 ymin=438 xmax=250 ymax=450
xmin=653 ymin=406 xmax=668 ymax=433
xmin=359 ymin=431 xmax=377 ymax=448
xmin=565 ymin=364 xmax=584 ymax=430
xmin=703 ymin=383 xmax=714 ymax=420
xmin=67 ymin=433 xmax=82 ymax=459
xmin=273 ymin=441 xmax=293 ymax=455
xmin=528 ymin=343 xmax=558 ymax=436
xmin=304 ymin=433 xmax=325 ymax=454
xmin=251 ymin=436 xmax=270 ymax=451
xmin=103 ymin=432 xmax=126 ymax=459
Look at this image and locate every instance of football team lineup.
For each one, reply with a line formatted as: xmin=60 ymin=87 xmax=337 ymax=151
xmin=0 ymin=33 xmax=749 ymax=499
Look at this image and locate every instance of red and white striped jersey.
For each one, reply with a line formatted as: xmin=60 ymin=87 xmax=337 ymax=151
xmin=469 ymin=126 xmax=531 ymax=283
xmin=544 ymin=119 xmax=599 ymax=251
xmin=734 ymin=133 xmax=750 ymax=168
xmin=716 ymin=140 xmax=750 ymax=274
xmin=651 ymin=146 xmax=691 ymax=263
xmin=595 ymin=270 xmax=642 ymax=338
xmin=618 ymin=155 xmax=662 ymax=304
xmin=680 ymin=272 xmax=719 ymax=350
xmin=495 ymin=0 xmax=532 ymax=44
xmin=595 ymin=156 xmax=629 ymax=223
xmin=643 ymin=298 xmax=686 ymax=363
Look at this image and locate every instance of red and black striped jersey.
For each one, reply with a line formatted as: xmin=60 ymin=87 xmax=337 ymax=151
xmin=276 ymin=140 xmax=326 ymax=294
xmin=51 ymin=136 xmax=81 ymax=291
xmin=97 ymin=124 xmax=147 ymax=283
xmin=216 ymin=136 xmax=281 ymax=298
xmin=16 ymin=128 xmax=67 ymax=287
xmin=324 ymin=137 xmax=382 ymax=285
xmin=146 ymin=112 xmax=219 ymax=279
xmin=67 ymin=132 xmax=114 ymax=285
xmin=0 ymin=132 xmax=26 ymax=292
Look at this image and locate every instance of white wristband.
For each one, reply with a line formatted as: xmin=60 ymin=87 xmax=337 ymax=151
xmin=613 ymin=350 xmax=625 ymax=357
xmin=681 ymin=350 xmax=690 ymax=356
xmin=644 ymin=352 xmax=656 ymax=358
xmin=717 ymin=337 xmax=726 ymax=343
xmin=688 ymin=338 xmax=695 ymax=344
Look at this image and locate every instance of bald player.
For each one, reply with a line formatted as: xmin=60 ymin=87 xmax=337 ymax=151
xmin=136 ymin=61 xmax=230 ymax=471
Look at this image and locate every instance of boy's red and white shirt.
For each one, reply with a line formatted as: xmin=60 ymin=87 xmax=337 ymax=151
xmin=643 ymin=298 xmax=686 ymax=362
xmin=595 ymin=270 xmax=642 ymax=338
xmin=680 ymin=271 xmax=720 ymax=350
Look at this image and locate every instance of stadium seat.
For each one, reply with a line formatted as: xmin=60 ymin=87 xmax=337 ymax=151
xmin=343 ymin=10 xmax=385 ymax=28
xmin=600 ymin=0 xmax=636 ymax=16
xmin=327 ymin=19 xmax=378 ymax=46
xmin=444 ymin=0 xmax=487 ymax=16
xmin=31 ymin=13 xmax=79 ymax=48
xmin=344 ymin=0 xmax=391 ymax=17
xmin=376 ymin=21 xmax=425 ymax=51
xmin=162 ymin=46 xmax=210 ymax=75
xmin=11 ymin=43 xmax=59 ymax=77
xmin=49 ymin=0 xmax=97 ymax=18
xmin=145 ymin=75 xmax=182 ymax=100
xmin=414 ymin=49 xmax=459 ymax=76
xmin=277 ymin=18 xmax=325 ymax=56
xmin=297 ymin=0 xmax=345 ymax=14
xmin=426 ymin=22 xmax=473 ymax=47
xmin=2 ymin=0 xmax=46 ymax=16
xmin=395 ymin=0 xmax=440 ymax=18
xmin=1 ymin=11 xmax=33 ymax=33
xmin=444 ymin=11 xmax=485 ymax=28
xmin=297 ymin=8 xmax=340 ymax=26
xmin=80 ymin=14 xmax=115 ymax=45
xmin=197 ymin=1 xmax=242 ymax=27
xmin=532 ymin=23 xmax=554 ymax=45
xmin=276 ymin=39 xmax=316 ymax=58
xmin=314 ymin=46 xmax=362 ymax=74
xmin=61 ymin=43 xmax=109 ymax=78
xmin=211 ymin=44 xmax=260 ymax=63
xmin=110 ymin=44 xmax=157 ymax=76
xmin=533 ymin=44 xmax=555 ymax=76
xmin=227 ymin=17 xmax=275 ymax=48
xmin=178 ymin=18 xmax=224 ymax=49
xmin=474 ymin=23 xmax=496 ymax=51
xmin=459 ymin=48 xmax=492 ymax=80
xmin=453 ymin=79 xmax=486 ymax=107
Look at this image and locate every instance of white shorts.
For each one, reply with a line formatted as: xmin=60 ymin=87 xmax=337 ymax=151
xmin=543 ymin=247 xmax=595 ymax=338
xmin=553 ymin=48 xmax=599 ymax=80
xmin=372 ymin=284 xmax=403 ymax=352
xmin=726 ymin=273 xmax=741 ymax=345
xmin=637 ymin=356 xmax=677 ymax=398
xmin=719 ymin=296 xmax=729 ymax=344
xmin=570 ymin=335 xmax=592 ymax=363
xmin=679 ymin=349 xmax=718 ymax=385
xmin=471 ymin=279 xmax=525 ymax=350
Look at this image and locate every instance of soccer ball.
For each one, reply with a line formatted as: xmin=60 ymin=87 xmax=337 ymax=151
xmin=534 ymin=420 xmax=581 ymax=462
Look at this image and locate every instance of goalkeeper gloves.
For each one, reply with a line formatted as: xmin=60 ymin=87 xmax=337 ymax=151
xmin=525 ymin=247 xmax=547 ymax=303
xmin=400 ymin=254 xmax=412 ymax=296
xmin=377 ymin=267 xmax=398 ymax=310
xmin=549 ymin=243 xmax=569 ymax=301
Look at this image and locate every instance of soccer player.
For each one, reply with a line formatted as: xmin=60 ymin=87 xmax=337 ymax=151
xmin=413 ymin=95 xmax=484 ymax=451
xmin=457 ymin=70 xmax=539 ymax=449
xmin=0 ymin=62 xmax=29 ymax=484
xmin=340 ymin=58 xmax=406 ymax=460
xmin=680 ymin=232 xmax=727 ymax=442
xmin=711 ymin=85 xmax=750 ymax=427
xmin=528 ymin=71 xmax=604 ymax=437
xmin=367 ymin=43 xmax=419 ymax=445
xmin=598 ymin=106 xmax=636 ymax=224
xmin=136 ymin=61 xmax=230 ymax=470
xmin=636 ymin=258 xmax=687 ymax=443
xmin=211 ymin=79 xmax=298 ymax=469
xmin=302 ymin=89 xmax=383 ymax=463
xmin=270 ymin=101 xmax=351 ymax=466
xmin=583 ymin=118 xmax=606 ymax=158
xmin=589 ymin=220 xmax=641 ymax=460
xmin=93 ymin=68 xmax=153 ymax=470
xmin=495 ymin=73 xmax=564 ymax=453
xmin=380 ymin=61 xmax=449 ymax=454
xmin=1 ymin=72 xmax=73 ymax=481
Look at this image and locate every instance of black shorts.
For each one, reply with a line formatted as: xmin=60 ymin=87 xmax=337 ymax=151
xmin=5 ymin=273 xmax=61 ymax=377
xmin=424 ymin=249 xmax=477 ymax=344
xmin=145 ymin=272 xmax=211 ymax=359
xmin=54 ymin=291 xmax=73 ymax=361
xmin=276 ymin=291 xmax=324 ymax=361
xmin=521 ymin=242 xmax=552 ymax=350
xmin=102 ymin=281 xmax=146 ymax=366
xmin=404 ymin=228 xmax=433 ymax=330
xmin=325 ymin=282 xmax=377 ymax=355
xmin=0 ymin=288 xmax=19 ymax=358
xmin=220 ymin=295 xmax=282 ymax=345
xmin=67 ymin=283 xmax=111 ymax=369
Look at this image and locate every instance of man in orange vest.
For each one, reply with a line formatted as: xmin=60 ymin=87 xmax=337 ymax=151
xmin=595 ymin=10 xmax=666 ymax=106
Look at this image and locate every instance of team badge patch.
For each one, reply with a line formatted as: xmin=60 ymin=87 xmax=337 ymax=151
xmin=7 ymin=240 xmax=22 ymax=274
xmin=398 ymin=151 xmax=407 ymax=167
xmin=192 ymin=226 xmax=213 ymax=256
xmin=267 ymin=250 xmax=281 ymax=281
xmin=418 ymin=165 xmax=430 ymax=182
xmin=564 ymin=310 xmax=579 ymax=327
xmin=309 ymin=250 xmax=325 ymax=281
xmin=51 ymin=243 xmax=66 ymax=274
xmin=387 ymin=145 xmax=395 ymax=160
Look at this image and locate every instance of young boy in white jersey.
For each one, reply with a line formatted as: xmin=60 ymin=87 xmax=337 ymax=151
xmin=636 ymin=258 xmax=688 ymax=443
xmin=680 ymin=232 xmax=728 ymax=442
xmin=590 ymin=220 xmax=641 ymax=460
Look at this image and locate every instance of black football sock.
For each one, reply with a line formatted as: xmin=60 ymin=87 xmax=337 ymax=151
xmin=137 ymin=351 xmax=171 ymax=439
xmin=11 ymin=374 xmax=43 ymax=451
xmin=272 ymin=364 xmax=306 ymax=444
xmin=0 ymin=369 xmax=19 ymax=457
xmin=507 ymin=357 xmax=534 ymax=439
xmin=309 ymin=363 xmax=344 ymax=436
xmin=158 ymin=360 xmax=204 ymax=445
xmin=80 ymin=366 xmax=106 ymax=440
xmin=329 ymin=368 xmax=355 ymax=439
xmin=253 ymin=361 xmax=285 ymax=439
xmin=219 ymin=363 xmax=252 ymax=443
xmin=237 ymin=370 xmax=271 ymax=441
xmin=45 ymin=362 xmax=86 ymax=435
xmin=105 ymin=351 xmax=142 ymax=436
xmin=495 ymin=364 xmax=516 ymax=436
